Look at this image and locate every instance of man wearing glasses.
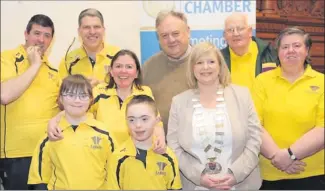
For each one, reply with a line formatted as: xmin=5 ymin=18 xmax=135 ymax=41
xmin=221 ymin=12 xmax=277 ymax=91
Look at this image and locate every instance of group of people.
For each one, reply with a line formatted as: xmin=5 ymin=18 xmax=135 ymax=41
xmin=0 ymin=7 xmax=324 ymax=190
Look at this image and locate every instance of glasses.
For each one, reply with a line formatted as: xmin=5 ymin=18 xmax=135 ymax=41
xmin=61 ymin=93 xmax=90 ymax=101
xmin=225 ymin=26 xmax=248 ymax=35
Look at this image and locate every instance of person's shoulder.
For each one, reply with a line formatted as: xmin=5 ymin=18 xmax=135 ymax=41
xmin=104 ymin=43 xmax=120 ymax=55
xmin=64 ymin=47 xmax=85 ymax=62
xmin=94 ymin=83 xmax=109 ymax=93
xmin=220 ymin=45 xmax=229 ymax=54
xmin=158 ymin=147 xmax=179 ymax=167
xmin=1 ymin=48 xmax=15 ymax=58
xmin=257 ymin=67 xmax=278 ymax=81
xmin=175 ymin=89 xmax=194 ymax=98
xmin=165 ymin=147 xmax=177 ymax=158
xmin=310 ymin=68 xmax=324 ymax=86
xmin=140 ymin=85 xmax=153 ymax=94
xmin=86 ymin=115 xmax=107 ymax=130
xmin=253 ymin=36 xmax=269 ymax=46
xmin=93 ymin=83 xmax=112 ymax=102
xmin=227 ymin=84 xmax=250 ymax=95
xmin=143 ymin=51 xmax=166 ymax=67
xmin=311 ymin=68 xmax=324 ymax=78
xmin=66 ymin=47 xmax=83 ymax=57
xmin=1 ymin=45 xmax=21 ymax=60
xmin=172 ymin=89 xmax=194 ymax=102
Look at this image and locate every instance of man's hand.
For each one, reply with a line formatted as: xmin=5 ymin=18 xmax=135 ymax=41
xmin=26 ymin=46 xmax=42 ymax=66
xmin=47 ymin=111 xmax=64 ymax=141
xmin=87 ymin=77 xmax=101 ymax=88
xmin=271 ymin=149 xmax=294 ymax=171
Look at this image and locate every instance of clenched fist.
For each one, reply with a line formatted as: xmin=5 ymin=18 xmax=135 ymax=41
xmin=26 ymin=45 xmax=42 ymax=66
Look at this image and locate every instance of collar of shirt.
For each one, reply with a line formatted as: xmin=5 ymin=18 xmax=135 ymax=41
xmin=106 ymin=85 xmax=146 ymax=97
xmin=166 ymin=44 xmax=192 ymax=62
xmin=274 ymin=65 xmax=316 ymax=79
xmin=229 ymin=40 xmax=256 ymax=60
xmin=76 ymin=42 xmax=111 ymax=60
xmin=114 ymin=137 xmax=154 ymax=156
xmin=59 ymin=112 xmax=97 ymax=131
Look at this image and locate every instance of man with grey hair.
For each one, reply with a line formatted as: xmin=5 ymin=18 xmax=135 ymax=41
xmin=142 ymin=10 xmax=191 ymax=134
xmin=58 ymin=8 xmax=120 ymax=87
xmin=221 ymin=12 xmax=277 ymax=91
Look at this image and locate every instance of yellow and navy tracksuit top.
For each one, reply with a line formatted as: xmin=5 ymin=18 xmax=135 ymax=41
xmin=1 ymin=44 xmax=60 ymax=158
xmin=90 ymin=83 xmax=162 ymax=147
xmin=28 ymin=113 xmax=116 ymax=190
xmin=58 ymin=42 xmax=120 ymax=81
xmin=108 ymin=138 xmax=182 ymax=190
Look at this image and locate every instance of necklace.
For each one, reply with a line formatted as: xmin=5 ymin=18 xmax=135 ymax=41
xmin=192 ymin=87 xmax=226 ymax=174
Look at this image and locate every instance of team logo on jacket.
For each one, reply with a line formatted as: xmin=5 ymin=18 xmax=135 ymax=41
xmin=48 ymin=72 xmax=54 ymax=80
xmin=91 ymin=136 xmax=102 ymax=149
xmin=156 ymin=162 xmax=167 ymax=175
xmin=310 ymin=85 xmax=320 ymax=92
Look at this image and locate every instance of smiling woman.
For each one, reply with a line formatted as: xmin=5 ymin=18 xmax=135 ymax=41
xmin=253 ymin=27 xmax=325 ymax=190
xmin=167 ymin=42 xmax=262 ymax=190
xmin=47 ymin=49 xmax=167 ymax=153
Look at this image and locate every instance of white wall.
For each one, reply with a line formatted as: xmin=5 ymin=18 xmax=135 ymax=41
xmin=1 ymin=1 xmax=142 ymax=68
xmin=1 ymin=1 xmax=256 ymax=68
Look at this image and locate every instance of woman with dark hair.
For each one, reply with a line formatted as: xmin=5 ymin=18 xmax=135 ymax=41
xmin=253 ymin=27 xmax=324 ymax=190
xmin=47 ymin=50 xmax=166 ymax=152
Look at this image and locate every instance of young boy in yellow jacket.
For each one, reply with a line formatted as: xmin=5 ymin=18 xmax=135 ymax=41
xmin=108 ymin=95 xmax=182 ymax=190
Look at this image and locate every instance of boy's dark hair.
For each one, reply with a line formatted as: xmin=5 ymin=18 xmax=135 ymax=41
xmin=26 ymin=14 xmax=55 ymax=37
xmin=126 ymin=95 xmax=158 ymax=116
xmin=106 ymin=49 xmax=143 ymax=91
xmin=58 ymin=74 xmax=93 ymax=110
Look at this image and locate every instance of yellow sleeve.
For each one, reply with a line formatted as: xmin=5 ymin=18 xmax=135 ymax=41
xmin=28 ymin=134 xmax=52 ymax=185
xmin=58 ymin=57 xmax=69 ymax=80
xmin=165 ymin=149 xmax=182 ymax=190
xmin=105 ymin=154 xmax=121 ymax=190
xmin=1 ymin=51 xmax=16 ymax=83
xmin=251 ymin=77 xmax=266 ymax=125
xmin=316 ymin=92 xmax=324 ymax=127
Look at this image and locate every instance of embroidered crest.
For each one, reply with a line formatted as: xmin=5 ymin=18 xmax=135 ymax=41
xmin=48 ymin=72 xmax=54 ymax=79
xmin=310 ymin=85 xmax=319 ymax=92
xmin=91 ymin=136 xmax=102 ymax=149
xmin=156 ymin=162 xmax=167 ymax=175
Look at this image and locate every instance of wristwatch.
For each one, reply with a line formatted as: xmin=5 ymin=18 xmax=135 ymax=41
xmin=287 ymin=148 xmax=297 ymax=160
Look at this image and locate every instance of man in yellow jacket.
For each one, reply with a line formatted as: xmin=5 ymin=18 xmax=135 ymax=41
xmin=58 ymin=8 xmax=120 ymax=87
xmin=1 ymin=14 xmax=60 ymax=190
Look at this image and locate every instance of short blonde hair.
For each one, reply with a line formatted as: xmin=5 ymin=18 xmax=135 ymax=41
xmin=187 ymin=42 xmax=231 ymax=88
xmin=155 ymin=10 xmax=187 ymax=28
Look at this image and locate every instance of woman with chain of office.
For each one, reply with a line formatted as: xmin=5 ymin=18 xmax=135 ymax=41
xmin=167 ymin=42 xmax=262 ymax=190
